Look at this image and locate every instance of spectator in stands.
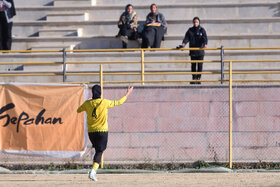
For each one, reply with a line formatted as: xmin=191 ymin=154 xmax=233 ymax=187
xmin=116 ymin=4 xmax=138 ymax=49
xmin=178 ymin=17 xmax=208 ymax=84
xmin=141 ymin=4 xmax=167 ymax=48
xmin=0 ymin=0 xmax=16 ymax=50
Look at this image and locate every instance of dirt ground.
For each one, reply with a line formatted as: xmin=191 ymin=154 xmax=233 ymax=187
xmin=1 ymin=173 xmax=280 ymax=187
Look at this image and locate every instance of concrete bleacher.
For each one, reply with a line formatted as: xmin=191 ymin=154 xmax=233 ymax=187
xmin=1 ymin=0 xmax=280 ymax=83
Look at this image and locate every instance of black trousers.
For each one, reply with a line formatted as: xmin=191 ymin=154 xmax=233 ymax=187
xmin=142 ymin=26 xmax=164 ymax=48
xmin=88 ymin=132 xmax=108 ymax=164
xmin=0 ymin=12 xmax=13 ymax=50
xmin=118 ymin=26 xmax=136 ymax=39
xmin=191 ymin=56 xmax=204 ymax=80
xmin=118 ymin=25 xmax=136 ymax=48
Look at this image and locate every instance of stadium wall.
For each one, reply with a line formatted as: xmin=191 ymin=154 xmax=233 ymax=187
xmin=92 ymin=85 xmax=280 ymax=162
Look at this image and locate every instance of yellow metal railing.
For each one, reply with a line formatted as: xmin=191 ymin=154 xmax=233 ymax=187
xmin=0 ymin=47 xmax=279 ymax=85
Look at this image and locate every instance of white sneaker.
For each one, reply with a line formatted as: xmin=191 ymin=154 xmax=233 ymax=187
xmin=88 ymin=169 xmax=98 ymax=181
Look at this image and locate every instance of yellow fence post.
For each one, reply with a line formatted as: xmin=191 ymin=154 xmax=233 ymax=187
xmin=99 ymin=64 xmax=104 ymax=169
xmin=229 ymin=61 xmax=233 ymax=169
xmin=141 ymin=49 xmax=145 ymax=85
xmin=100 ymin=64 xmax=103 ymax=99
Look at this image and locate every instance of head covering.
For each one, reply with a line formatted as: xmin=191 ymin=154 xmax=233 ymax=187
xmin=192 ymin=17 xmax=201 ymax=29
xmin=150 ymin=3 xmax=157 ymax=10
xmin=125 ymin=4 xmax=133 ymax=22
xmin=147 ymin=3 xmax=157 ymax=22
xmin=92 ymin=85 xmax=101 ymax=99
xmin=193 ymin=17 xmax=200 ymax=24
xmin=125 ymin=4 xmax=133 ymax=12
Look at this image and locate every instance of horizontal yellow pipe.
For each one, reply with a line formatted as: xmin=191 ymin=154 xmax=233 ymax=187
xmin=223 ymin=47 xmax=280 ymax=50
xmin=223 ymin=71 xmax=280 ymax=74
xmin=66 ymin=60 xmax=219 ymax=64
xmin=144 ymin=71 xmax=219 ymax=75
xmin=1 ymin=47 xmax=279 ymax=54
xmin=0 ymin=60 xmax=278 ymax=66
xmin=232 ymin=79 xmax=280 ymax=82
xmin=67 ymin=48 xmax=220 ymax=53
xmin=144 ymin=60 xmax=219 ymax=64
xmin=66 ymin=72 xmax=140 ymax=76
xmin=227 ymin=60 xmax=280 ymax=63
xmin=1 ymin=71 xmax=276 ymax=77
xmin=104 ymin=79 xmax=220 ymax=84
xmin=47 ymin=79 xmax=280 ymax=85
xmin=66 ymin=73 xmax=99 ymax=76
xmin=66 ymin=61 xmax=139 ymax=64
xmin=66 ymin=71 xmax=220 ymax=76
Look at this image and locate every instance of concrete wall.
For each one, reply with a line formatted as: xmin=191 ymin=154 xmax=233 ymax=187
xmin=100 ymin=86 xmax=280 ymax=162
xmin=0 ymin=85 xmax=279 ymax=164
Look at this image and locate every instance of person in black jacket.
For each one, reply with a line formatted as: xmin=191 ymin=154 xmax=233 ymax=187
xmin=178 ymin=17 xmax=208 ymax=84
xmin=0 ymin=0 xmax=16 ymax=50
xmin=141 ymin=4 xmax=167 ymax=48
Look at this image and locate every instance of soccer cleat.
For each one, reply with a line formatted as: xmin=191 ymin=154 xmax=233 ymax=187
xmin=88 ymin=169 xmax=98 ymax=181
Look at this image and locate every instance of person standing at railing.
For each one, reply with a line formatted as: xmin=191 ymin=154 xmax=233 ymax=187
xmin=178 ymin=17 xmax=208 ymax=84
xmin=77 ymin=85 xmax=134 ymax=182
xmin=116 ymin=4 xmax=138 ymax=49
xmin=141 ymin=4 xmax=167 ymax=48
xmin=0 ymin=0 xmax=16 ymax=50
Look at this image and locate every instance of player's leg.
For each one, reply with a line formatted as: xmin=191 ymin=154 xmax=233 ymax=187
xmin=88 ymin=132 xmax=108 ymax=181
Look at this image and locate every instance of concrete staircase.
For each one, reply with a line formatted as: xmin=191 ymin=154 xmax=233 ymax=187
xmin=1 ymin=0 xmax=280 ymax=83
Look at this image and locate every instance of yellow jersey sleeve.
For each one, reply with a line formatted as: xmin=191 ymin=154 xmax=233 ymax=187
xmin=77 ymin=102 xmax=86 ymax=113
xmin=106 ymin=96 xmax=127 ymax=109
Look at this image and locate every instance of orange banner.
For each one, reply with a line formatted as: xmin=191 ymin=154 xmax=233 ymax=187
xmin=0 ymin=83 xmax=87 ymax=158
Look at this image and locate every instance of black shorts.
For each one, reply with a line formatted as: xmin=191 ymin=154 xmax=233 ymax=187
xmin=88 ymin=132 xmax=108 ymax=152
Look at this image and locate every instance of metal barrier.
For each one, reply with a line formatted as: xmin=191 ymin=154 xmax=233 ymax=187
xmin=0 ymin=47 xmax=280 ymax=85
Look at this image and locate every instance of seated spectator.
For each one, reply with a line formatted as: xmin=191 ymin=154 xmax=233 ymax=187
xmin=141 ymin=4 xmax=167 ymax=48
xmin=0 ymin=0 xmax=16 ymax=50
xmin=116 ymin=4 xmax=138 ymax=49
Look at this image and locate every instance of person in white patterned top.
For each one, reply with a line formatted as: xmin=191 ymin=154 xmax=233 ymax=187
xmin=0 ymin=0 xmax=16 ymax=50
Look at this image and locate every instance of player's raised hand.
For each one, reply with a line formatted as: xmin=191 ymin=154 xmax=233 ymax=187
xmin=126 ymin=87 xmax=134 ymax=97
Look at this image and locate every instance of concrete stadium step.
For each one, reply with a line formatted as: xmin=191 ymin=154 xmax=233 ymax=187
xmin=29 ymin=44 xmax=75 ymax=51
xmin=94 ymin=0 xmax=280 ymax=5
xmin=14 ymin=2 xmax=280 ymax=22
xmin=46 ymin=12 xmax=89 ymax=21
xmin=38 ymin=28 xmax=83 ymax=37
xmin=0 ymin=76 xmax=64 ymax=84
xmin=11 ymin=34 xmax=280 ymax=50
xmin=54 ymin=0 xmax=95 ymax=7
xmin=13 ymin=0 xmax=280 ymax=7
xmin=14 ymin=0 xmax=53 ymax=6
xmin=12 ymin=18 xmax=280 ymax=38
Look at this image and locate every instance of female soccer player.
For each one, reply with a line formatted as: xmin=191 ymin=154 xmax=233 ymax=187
xmin=77 ymin=85 xmax=133 ymax=181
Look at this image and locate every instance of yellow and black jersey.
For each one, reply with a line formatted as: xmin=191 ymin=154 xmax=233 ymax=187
xmin=77 ymin=96 xmax=127 ymax=132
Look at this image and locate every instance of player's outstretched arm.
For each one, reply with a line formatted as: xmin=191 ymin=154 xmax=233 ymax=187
xmin=125 ymin=87 xmax=134 ymax=98
xmin=108 ymin=87 xmax=134 ymax=108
